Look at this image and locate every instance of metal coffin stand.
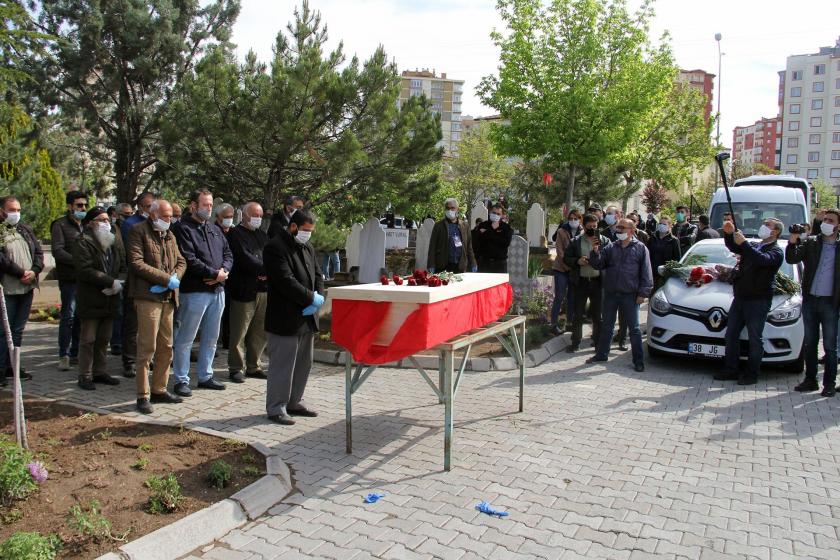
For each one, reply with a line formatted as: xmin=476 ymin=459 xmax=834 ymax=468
xmin=344 ymin=315 xmax=526 ymax=471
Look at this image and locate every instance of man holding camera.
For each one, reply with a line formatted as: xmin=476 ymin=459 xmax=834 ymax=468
xmin=715 ymin=218 xmax=784 ymax=385
xmin=786 ymin=211 xmax=840 ymax=396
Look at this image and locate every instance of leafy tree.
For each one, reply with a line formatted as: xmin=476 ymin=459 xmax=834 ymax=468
xmin=0 ymin=0 xmax=51 ymax=89
xmin=479 ymin=0 xmax=676 ymax=210
xmin=158 ymin=2 xmax=442 ymax=217
xmin=729 ymin=159 xmax=778 ymax=182
xmin=447 ymin=126 xmax=515 ymax=210
xmin=34 ymin=0 xmax=240 ymax=202
xmin=641 ymin=183 xmax=669 ymax=213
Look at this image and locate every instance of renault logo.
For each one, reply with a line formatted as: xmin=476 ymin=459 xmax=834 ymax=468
xmin=708 ymin=309 xmax=724 ymax=329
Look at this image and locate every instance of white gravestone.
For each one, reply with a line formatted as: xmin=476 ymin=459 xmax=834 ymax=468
xmin=507 ymin=235 xmax=530 ymax=293
xmin=548 ymin=224 xmax=559 ymax=246
xmin=385 ymin=228 xmax=410 ymax=249
xmin=414 ymin=218 xmax=436 ymax=271
xmin=345 ymin=223 xmax=363 ymax=269
xmin=470 ymin=202 xmax=488 ymax=226
xmin=358 ymin=218 xmax=386 ymax=284
xmin=526 ymin=203 xmax=546 ymax=248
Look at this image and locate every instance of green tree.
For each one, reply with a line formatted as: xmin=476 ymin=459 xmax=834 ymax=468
xmin=158 ymin=2 xmax=441 ymax=217
xmin=0 ymin=0 xmax=51 ymax=89
xmin=729 ymin=159 xmax=778 ymax=182
xmin=34 ymin=0 xmax=240 ymax=203
xmin=479 ymin=0 xmax=676 ymax=210
xmin=448 ymin=126 xmax=515 ymax=210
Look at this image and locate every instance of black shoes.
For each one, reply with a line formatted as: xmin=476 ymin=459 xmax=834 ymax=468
xmin=795 ymin=379 xmax=820 ymax=392
xmin=93 ymin=374 xmax=120 ymax=385
xmin=246 ymin=370 xmax=268 ymax=379
xmin=585 ymin=356 xmax=607 ymax=364
xmin=565 ymin=345 xmax=579 ymax=353
xmin=287 ymin=405 xmax=318 ymax=417
xmin=229 ymin=371 xmax=245 ymax=383
xmin=267 ymin=413 xmax=295 ymax=425
xmin=150 ymin=391 xmax=183 ymax=404
xmin=618 ymin=343 xmax=629 ymax=352
xmin=737 ymin=376 xmax=757 ymax=386
xmin=821 ymin=387 xmax=836 ymax=398
xmin=137 ymin=398 xmax=153 ymax=414
xmin=714 ymin=370 xmax=739 ymax=381
xmin=122 ymin=365 xmax=136 ymax=378
xmin=197 ymin=378 xmax=226 ymax=390
xmin=77 ymin=376 xmax=95 ymax=390
xmin=551 ymin=325 xmax=563 ymax=336
xmin=5 ymin=367 xmax=31 ymax=380
xmin=634 ymin=363 xmax=645 ymax=372
xmin=173 ymin=382 xmax=192 ymax=397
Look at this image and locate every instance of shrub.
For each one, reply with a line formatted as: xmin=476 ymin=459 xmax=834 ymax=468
xmin=67 ymin=500 xmax=111 ymax=541
xmin=207 ymin=460 xmax=232 ymax=489
xmin=130 ymin=458 xmax=149 ymax=471
xmin=0 ymin=532 xmax=61 ymax=560
xmin=145 ymin=474 xmax=182 ymax=514
xmin=0 ymin=438 xmax=37 ymax=505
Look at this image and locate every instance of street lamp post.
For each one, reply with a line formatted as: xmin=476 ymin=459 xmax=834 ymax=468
xmin=715 ymin=32 xmax=722 ymax=187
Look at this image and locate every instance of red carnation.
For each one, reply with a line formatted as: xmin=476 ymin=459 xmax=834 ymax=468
xmin=442 ymin=279 xmax=449 ymax=286
xmin=392 ymin=274 xmax=404 ymax=285
xmin=702 ymin=274 xmax=713 ymax=284
xmin=380 ymin=275 xmax=389 ymax=286
xmin=407 ymin=278 xmax=417 ymax=286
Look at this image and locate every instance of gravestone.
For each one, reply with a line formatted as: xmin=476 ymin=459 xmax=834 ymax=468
xmin=548 ymin=224 xmax=559 ymax=245
xmin=507 ymin=235 xmax=530 ymax=293
xmin=358 ymin=218 xmax=386 ymax=284
xmin=470 ymin=202 xmax=488 ymax=226
xmin=526 ymin=203 xmax=546 ymax=248
xmin=345 ymin=223 xmax=363 ymax=269
xmin=414 ymin=218 xmax=436 ymax=271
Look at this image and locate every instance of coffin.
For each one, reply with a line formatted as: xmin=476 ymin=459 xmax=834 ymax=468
xmin=329 ymin=273 xmax=513 ymax=364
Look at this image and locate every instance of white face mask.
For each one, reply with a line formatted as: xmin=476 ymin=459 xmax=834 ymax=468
xmin=616 ymin=232 xmax=629 ymax=241
xmin=821 ymin=222 xmax=836 ymax=236
xmin=657 ymin=223 xmax=670 ymax=234
xmin=221 ymin=218 xmax=233 ymax=228
xmin=568 ymin=219 xmax=580 ymax=230
xmin=95 ymin=221 xmax=111 ymax=234
xmin=152 ymin=218 xmax=170 ymax=232
xmin=758 ymin=224 xmax=773 ymax=240
xmin=445 ymin=210 xmax=458 ymax=220
xmin=196 ymin=207 xmax=212 ymax=221
xmin=5 ymin=212 xmax=20 ymax=226
xmin=604 ymin=213 xmax=617 ymax=226
xmin=295 ymin=230 xmax=312 ymax=244
xmin=249 ymin=217 xmax=263 ymax=230
xmin=489 ymin=213 xmax=501 ymax=223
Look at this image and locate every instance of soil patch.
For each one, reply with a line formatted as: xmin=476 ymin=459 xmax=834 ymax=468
xmin=0 ymin=395 xmax=263 ymax=559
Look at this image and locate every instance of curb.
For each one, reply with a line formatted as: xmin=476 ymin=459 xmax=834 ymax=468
xmin=313 ymin=331 xmax=570 ymax=372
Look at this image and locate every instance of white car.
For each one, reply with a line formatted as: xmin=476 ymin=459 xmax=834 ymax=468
xmin=647 ymin=239 xmax=804 ymax=372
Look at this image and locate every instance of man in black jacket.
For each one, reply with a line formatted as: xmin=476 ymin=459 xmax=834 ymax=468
xmin=264 ymin=209 xmax=324 ymax=425
xmin=51 ymin=190 xmax=87 ymax=371
xmin=474 ymin=204 xmax=513 ymax=273
xmin=227 ymin=202 xmax=269 ymax=383
xmin=0 ymin=197 xmax=43 ymax=385
xmin=716 ymin=218 xmax=784 ymax=385
xmin=786 ymin=209 xmax=840 ymax=396
xmin=695 ymin=215 xmax=720 ymax=242
xmin=267 ymin=195 xmax=303 ymax=239
xmin=171 ymin=189 xmax=234 ymax=396
xmin=672 ymin=205 xmax=697 ymax=254
xmin=563 ymin=214 xmax=609 ymax=352
xmin=648 ymin=215 xmax=682 ymax=289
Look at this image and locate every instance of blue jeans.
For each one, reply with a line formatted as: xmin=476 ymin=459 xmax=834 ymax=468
xmin=0 ymin=291 xmax=34 ymax=370
xmin=58 ymin=281 xmax=80 ymax=358
xmin=724 ymin=297 xmax=772 ymax=378
xmin=595 ymin=292 xmax=643 ymax=366
xmin=173 ymin=291 xmax=225 ymax=384
xmin=803 ymin=295 xmax=838 ymax=386
xmin=550 ymin=270 xmax=573 ymax=325
xmin=322 ymin=251 xmax=340 ymax=279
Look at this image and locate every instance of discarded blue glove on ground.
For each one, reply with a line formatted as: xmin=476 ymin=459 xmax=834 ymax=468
xmin=149 ymin=285 xmax=167 ymax=294
xmin=302 ymin=304 xmax=317 ymax=316
xmin=364 ymin=492 xmax=386 ymax=503
xmin=476 ymin=501 xmax=508 ymax=517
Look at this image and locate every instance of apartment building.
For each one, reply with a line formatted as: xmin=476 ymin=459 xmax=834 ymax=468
xmin=678 ymin=69 xmax=715 ymax=124
xmin=732 ymin=116 xmax=782 ymax=170
xmin=398 ymin=69 xmax=464 ymax=156
xmin=778 ymin=38 xmax=840 ymax=185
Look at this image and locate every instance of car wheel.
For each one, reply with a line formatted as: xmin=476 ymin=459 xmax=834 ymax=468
xmin=780 ymin=350 xmax=805 ymax=373
xmin=647 ymin=343 xmax=667 ymax=359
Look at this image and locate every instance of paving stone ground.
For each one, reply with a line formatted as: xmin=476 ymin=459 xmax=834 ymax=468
xmin=11 ymin=321 xmax=840 ymax=560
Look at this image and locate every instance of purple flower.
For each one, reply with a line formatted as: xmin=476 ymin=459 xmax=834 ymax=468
xmin=27 ymin=461 xmax=48 ymax=483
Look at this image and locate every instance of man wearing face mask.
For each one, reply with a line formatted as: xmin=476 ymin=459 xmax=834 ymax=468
xmin=172 ymin=189 xmax=234 ymax=396
xmin=564 ymin=214 xmax=610 ymax=352
xmin=171 ymin=203 xmax=183 ymax=224
xmin=263 ymin=209 xmax=324 ymax=425
xmin=0 ymin=197 xmax=43 ymax=385
xmin=645 ymin=212 xmax=658 ymax=237
xmin=785 ymin=210 xmax=840 ymax=396
xmin=586 ymin=218 xmax=653 ymax=371
xmin=647 ymin=215 xmax=681 ymax=290
xmin=428 ymin=199 xmax=477 ymax=274
xmin=128 ymin=200 xmax=187 ymax=413
xmin=550 ymin=209 xmax=581 ymax=335
xmin=475 ymin=204 xmax=513 ymax=273
xmin=72 ymin=207 xmax=126 ymax=390
xmin=214 ymin=203 xmax=235 ymax=349
xmin=672 ymin=205 xmax=697 ymax=254
xmin=227 ymin=202 xmax=269 ymax=383
xmin=267 ymin=195 xmax=304 ymax=239
xmin=51 ymin=190 xmax=88 ymax=371
xmin=600 ymin=206 xmax=622 ymax=242
xmin=716 ymin=218 xmax=784 ymax=385
xmin=215 ymin=203 xmax=235 ymax=235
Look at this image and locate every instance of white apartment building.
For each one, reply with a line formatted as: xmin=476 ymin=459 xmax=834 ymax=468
xmin=778 ymin=38 xmax=840 ymax=186
xmin=398 ymin=69 xmax=464 ymax=157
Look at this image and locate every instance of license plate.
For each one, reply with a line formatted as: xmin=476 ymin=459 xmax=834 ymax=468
xmin=687 ymin=342 xmax=724 ymax=357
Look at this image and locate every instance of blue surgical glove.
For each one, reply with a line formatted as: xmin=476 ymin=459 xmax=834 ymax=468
xmin=471 ymin=265 xmax=478 ymax=273
xmin=428 ymin=267 xmax=435 ymax=274
xmin=149 ymin=285 xmax=167 ymax=294
xmin=302 ymin=304 xmax=317 ymax=316
xmin=476 ymin=501 xmax=509 ymax=517
xmin=167 ymin=275 xmax=180 ymax=290
xmin=364 ymin=492 xmax=386 ymax=504
xmin=312 ymin=293 xmax=325 ymax=307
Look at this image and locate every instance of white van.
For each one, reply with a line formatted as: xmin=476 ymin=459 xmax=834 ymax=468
xmin=707 ymin=184 xmax=808 ymax=240
xmin=732 ymin=174 xmax=814 ymax=215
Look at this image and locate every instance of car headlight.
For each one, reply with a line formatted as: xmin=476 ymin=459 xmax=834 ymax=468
xmin=768 ymin=295 xmax=802 ymax=324
xmin=650 ymin=290 xmax=671 ymax=315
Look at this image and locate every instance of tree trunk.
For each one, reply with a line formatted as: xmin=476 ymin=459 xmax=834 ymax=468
xmin=566 ymin=163 xmax=576 ymax=211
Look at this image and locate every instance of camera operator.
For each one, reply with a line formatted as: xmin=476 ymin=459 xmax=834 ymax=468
xmin=786 ymin=210 xmax=840 ymax=397
xmin=715 ymin=218 xmax=784 ymax=385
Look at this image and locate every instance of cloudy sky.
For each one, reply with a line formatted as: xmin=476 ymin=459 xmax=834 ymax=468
xmin=232 ymin=0 xmax=839 ymax=148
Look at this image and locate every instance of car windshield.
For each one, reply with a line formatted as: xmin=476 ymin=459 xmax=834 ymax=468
xmin=682 ymin=242 xmax=797 ymax=278
xmin=709 ymin=202 xmax=806 ymax=240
